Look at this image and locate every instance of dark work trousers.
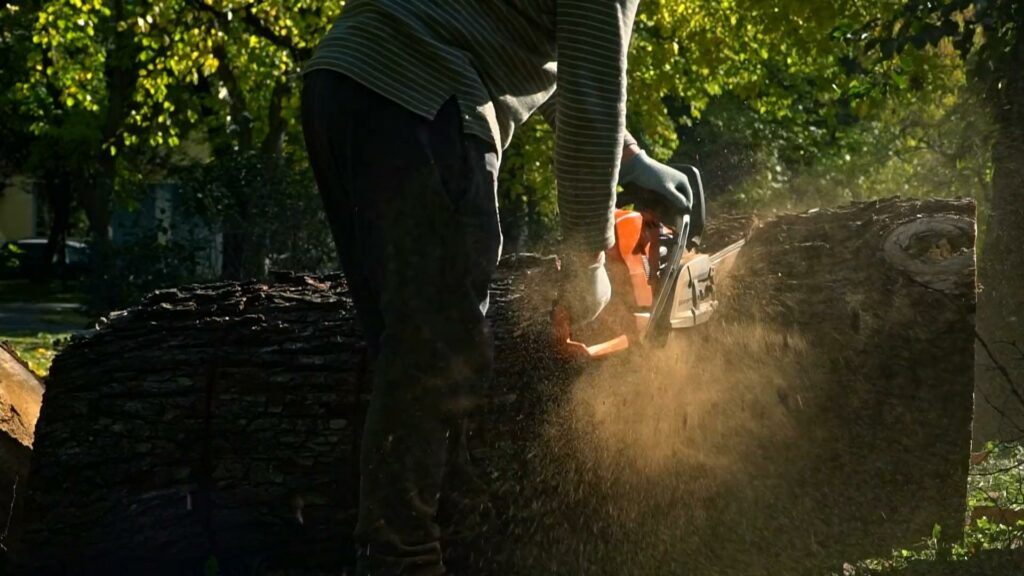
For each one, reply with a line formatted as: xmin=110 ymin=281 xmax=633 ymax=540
xmin=301 ymin=69 xmax=501 ymax=576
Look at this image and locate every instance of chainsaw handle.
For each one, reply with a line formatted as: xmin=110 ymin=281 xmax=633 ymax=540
xmin=618 ymin=164 xmax=706 ymax=249
xmin=551 ymin=303 xmax=630 ymax=360
xmin=673 ymin=164 xmax=706 ymax=248
xmin=619 ymin=182 xmax=688 ymax=233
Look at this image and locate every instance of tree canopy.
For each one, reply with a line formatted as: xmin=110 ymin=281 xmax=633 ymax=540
xmin=0 ymin=0 xmax=1013 ymax=264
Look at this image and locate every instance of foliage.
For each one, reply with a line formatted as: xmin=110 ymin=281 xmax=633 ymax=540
xmin=968 ymin=443 xmax=1024 ymax=541
xmin=709 ymin=53 xmax=992 ymax=215
xmin=862 ymin=0 xmax=1020 ymax=95
xmin=7 ymin=0 xmax=333 ymax=159
xmin=90 ymin=231 xmax=206 ymax=312
xmin=5 ymin=0 xmax=1001 ymax=253
xmin=0 ymin=243 xmax=25 ymax=275
xmin=497 ymin=0 xmax=991 ymax=245
xmin=657 ymin=1 xmax=990 ymax=214
xmin=829 ymin=443 xmax=1024 ymax=575
xmin=178 ymin=150 xmax=333 ymax=278
xmin=0 ymin=2 xmax=35 ymax=178
xmin=496 ymin=118 xmax=558 ymax=251
xmin=2 ymin=0 xmax=338 ymax=292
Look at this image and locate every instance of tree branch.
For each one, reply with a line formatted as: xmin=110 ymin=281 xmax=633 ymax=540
xmin=259 ymin=78 xmax=290 ymax=159
xmin=977 ymin=329 xmax=1024 ymax=415
xmin=211 ymin=43 xmax=253 ymax=152
xmin=238 ymin=6 xmax=312 ymax=62
xmin=186 ymin=0 xmax=228 ymax=27
xmin=186 ymin=0 xmax=311 ymax=63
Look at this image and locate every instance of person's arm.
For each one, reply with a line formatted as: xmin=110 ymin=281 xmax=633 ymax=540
xmin=539 ymin=67 xmax=693 ymax=241
xmin=537 ymin=90 xmax=642 ymax=166
xmin=554 ymin=0 xmax=640 ymax=253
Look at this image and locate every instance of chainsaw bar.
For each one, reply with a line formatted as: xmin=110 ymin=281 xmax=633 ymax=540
xmin=665 ymin=239 xmax=746 ymax=330
xmin=709 ymin=239 xmax=746 ymax=272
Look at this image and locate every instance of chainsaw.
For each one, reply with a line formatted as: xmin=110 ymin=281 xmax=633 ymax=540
xmin=553 ymin=165 xmax=745 ymax=359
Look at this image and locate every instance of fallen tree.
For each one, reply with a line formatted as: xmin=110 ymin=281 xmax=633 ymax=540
xmin=14 ymin=198 xmax=976 ymax=575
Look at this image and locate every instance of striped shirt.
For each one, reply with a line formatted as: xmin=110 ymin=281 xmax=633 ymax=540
xmin=304 ymin=0 xmax=639 ymax=251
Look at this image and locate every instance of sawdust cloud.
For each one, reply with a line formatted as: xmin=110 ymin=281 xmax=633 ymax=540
xmin=510 ymin=311 xmax=815 ymax=575
xmin=560 ymin=321 xmax=806 ymax=485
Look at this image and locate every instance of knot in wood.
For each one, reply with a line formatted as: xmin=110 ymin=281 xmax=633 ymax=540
xmin=883 ymin=215 xmax=974 ymax=295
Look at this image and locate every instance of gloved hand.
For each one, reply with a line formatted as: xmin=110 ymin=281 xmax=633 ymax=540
xmin=558 ymin=250 xmax=611 ymax=327
xmin=618 ymin=150 xmax=693 ymax=230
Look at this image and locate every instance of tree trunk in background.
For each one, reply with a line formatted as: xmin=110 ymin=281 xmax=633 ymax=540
xmin=95 ymin=0 xmax=137 ymax=237
xmin=213 ymin=43 xmax=255 ymax=282
xmin=973 ymin=14 xmax=1024 ymax=447
xmin=42 ymin=172 xmax=71 ymax=285
xmin=76 ymin=0 xmax=140 ymax=312
xmin=252 ymin=78 xmax=291 ymax=279
xmin=14 ymin=199 xmax=975 ymax=576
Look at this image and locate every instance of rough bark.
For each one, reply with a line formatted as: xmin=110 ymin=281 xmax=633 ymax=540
xmin=14 ymin=198 xmax=975 ymax=575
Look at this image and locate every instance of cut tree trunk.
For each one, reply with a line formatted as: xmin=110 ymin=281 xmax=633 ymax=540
xmin=0 ymin=343 xmax=43 ymax=559
xmin=15 ymin=198 xmax=976 ymax=576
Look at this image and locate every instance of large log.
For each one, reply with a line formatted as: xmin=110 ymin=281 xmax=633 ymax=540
xmin=15 ymin=197 xmax=975 ymax=575
xmin=0 ymin=342 xmax=42 ymax=559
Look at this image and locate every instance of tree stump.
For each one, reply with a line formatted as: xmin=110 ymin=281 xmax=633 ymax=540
xmin=16 ymin=198 xmax=976 ymax=575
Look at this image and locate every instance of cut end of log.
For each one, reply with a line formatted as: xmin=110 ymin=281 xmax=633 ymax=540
xmin=0 ymin=342 xmax=44 ymax=449
xmin=0 ymin=342 xmax=41 ymax=565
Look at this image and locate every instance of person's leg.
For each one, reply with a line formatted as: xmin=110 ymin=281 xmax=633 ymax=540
xmin=437 ymin=135 xmax=501 ymax=537
xmin=302 ymin=70 xmax=500 ymax=575
xmin=301 ymin=71 xmax=385 ymax=351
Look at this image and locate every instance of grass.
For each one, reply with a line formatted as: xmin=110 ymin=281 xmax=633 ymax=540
xmin=0 ymin=279 xmax=88 ymax=376
xmin=1 ymin=331 xmax=73 ymax=377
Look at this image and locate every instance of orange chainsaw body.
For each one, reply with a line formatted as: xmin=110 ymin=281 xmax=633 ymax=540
xmin=554 ymin=209 xmax=666 ymax=359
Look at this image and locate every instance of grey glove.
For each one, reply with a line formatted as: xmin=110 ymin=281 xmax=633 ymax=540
xmin=618 ymin=151 xmax=693 ymax=229
xmin=559 ymin=250 xmax=611 ymax=327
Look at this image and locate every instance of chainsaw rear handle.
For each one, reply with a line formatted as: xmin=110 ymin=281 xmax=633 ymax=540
xmin=618 ymin=164 xmax=706 ymax=249
xmin=551 ymin=302 xmax=630 ymax=360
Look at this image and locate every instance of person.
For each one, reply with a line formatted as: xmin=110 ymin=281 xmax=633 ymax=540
xmin=301 ymin=1 xmax=694 ymax=574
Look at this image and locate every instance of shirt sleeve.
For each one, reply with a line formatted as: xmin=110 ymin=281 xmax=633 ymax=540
xmin=537 ymin=89 xmax=641 ymax=171
xmin=555 ymin=0 xmax=639 ymax=252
